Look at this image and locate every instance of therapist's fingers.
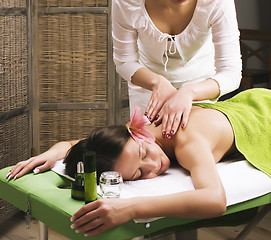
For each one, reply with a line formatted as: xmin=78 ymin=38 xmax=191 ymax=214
xmin=150 ymin=102 xmax=165 ymax=123
xmin=180 ymin=108 xmax=190 ymax=129
xmin=153 ymin=109 xmax=163 ymax=126
xmin=145 ymin=95 xmax=153 ymax=115
xmin=145 ymin=97 xmax=160 ymax=121
xmin=145 ymin=88 xmax=169 ymax=122
xmin=145 ymin=92 xmax=155 ymax=116
xmin=170 ymin=112 xmax=182 ymax=136
xmin=164 ymin=114 xmax=176 ymax=139
xmin=161 ymin=114 xmax=169 ymax=138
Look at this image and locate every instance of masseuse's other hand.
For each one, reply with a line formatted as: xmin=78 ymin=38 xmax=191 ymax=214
xmin=6 ymin=151 xmax=58 ymax=180
xmin=145 ymin=75 xmax=177 ymax=122
xmin=154 ymin=86 xmax=193 ymax=138
xmin=70 ymin=198 xmax=133 ymax=237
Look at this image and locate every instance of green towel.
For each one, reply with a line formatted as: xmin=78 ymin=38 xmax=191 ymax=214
xmin=195 ymin=88 xmax=271 ymax=178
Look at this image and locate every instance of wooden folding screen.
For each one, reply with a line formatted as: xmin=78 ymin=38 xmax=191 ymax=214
xmin=33 ymin=0 xmax=114 ymax=153
xmin=0 ymin=0 xmax=130 ymax=223
xmin=0 ymin=0 xmax=31 ymax=223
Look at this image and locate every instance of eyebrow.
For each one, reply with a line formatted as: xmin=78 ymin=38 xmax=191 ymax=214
xmin=130 ymin=145 xmax=141 ymax=181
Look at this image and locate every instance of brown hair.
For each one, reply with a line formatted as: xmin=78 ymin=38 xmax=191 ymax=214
xmin=64 ymin=125 xmax=130 ymax=180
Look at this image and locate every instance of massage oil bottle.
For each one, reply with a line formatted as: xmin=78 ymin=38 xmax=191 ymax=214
xmin=71 ymin=162 xmax=85 ymax=201
xmin=83 ymin=151 xmax=97 ymax=204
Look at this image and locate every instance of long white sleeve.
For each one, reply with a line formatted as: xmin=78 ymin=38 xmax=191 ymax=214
xmin=210 ymin=0 xmax=242 ymax=96
xmin=112 ymin=0 xmax=145 ymax=82
xmin=112 ymin=0 xmax=242 ymax=98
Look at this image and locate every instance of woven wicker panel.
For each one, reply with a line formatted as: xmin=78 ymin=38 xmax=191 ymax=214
xmin=0 ymin=15 xmax=28 ymax=112
xmin=0 ymin=115 xmax=27 ymax=219
xmin=38 ymin=14 xmax=108 ymax=103
xmin=120 ymin=107 xmax=130 ymax=125
xmin=0 ymin=113 xmax=30 ymax=219
xmin=121 ymin=78 xmax=129 ymax=101
xmin=0 ymin=199 xmax=18 ymax=224
xmin=120 ymin=77 xmax=129 ymax=124
xmin=39 ymin=109 xmax=107 ymax=152
xmin=0 ymin=113 xmax=30 ymax=169
xmin=0 ymin=0 xmax=26 ymax=7
xmin=38 ymin=0 xmax=107 ymax=9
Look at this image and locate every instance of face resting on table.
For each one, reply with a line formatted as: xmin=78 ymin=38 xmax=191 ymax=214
xmin=114 ymin=138 xmax=170 ymax=181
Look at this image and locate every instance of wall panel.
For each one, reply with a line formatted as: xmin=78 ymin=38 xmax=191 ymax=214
xmin=0 ymin=0 xmax=31 ymax=223
xmin=35 ymin=0 xmax=113 ymax=152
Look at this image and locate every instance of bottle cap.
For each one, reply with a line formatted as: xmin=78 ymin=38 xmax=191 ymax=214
xmin=83 ymin=151 xmax=96 ymax=173
xmin=77 ymin=162 xmax=84 ymax=174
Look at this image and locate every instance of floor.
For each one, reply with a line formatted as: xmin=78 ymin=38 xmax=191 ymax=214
xmin=0 ymin=208 xmax=270 ymax=240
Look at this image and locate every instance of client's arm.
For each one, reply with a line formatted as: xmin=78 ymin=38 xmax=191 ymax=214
xmin=7 ymin=139 xmax=80 ymax=179
xmin=70 ymin=136 xmax=226 ymax=237
xmin=132 ymin=143 xmax=226 ymax=219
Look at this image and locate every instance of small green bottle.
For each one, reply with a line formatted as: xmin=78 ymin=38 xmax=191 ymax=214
xmin=83 ymin=151 xmax=97 ymax=204
xmin=71 ymin=162 xmax=84 ymax=201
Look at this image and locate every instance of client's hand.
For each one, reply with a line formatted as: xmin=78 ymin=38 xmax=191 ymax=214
xmin=6 ymin=151 xmax=58 ymax=180
xmin=70 ymin=198 xmax=133 ymax=237
xmin=7 ymin=140 xmax=76 ymax=180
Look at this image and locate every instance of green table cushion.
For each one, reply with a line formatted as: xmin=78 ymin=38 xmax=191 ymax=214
xmin=0 ymin=167 xmax=270 ymax=239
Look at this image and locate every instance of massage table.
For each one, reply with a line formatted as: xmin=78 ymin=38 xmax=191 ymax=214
xmin=0 ymin=159 xmax=271 ymax=240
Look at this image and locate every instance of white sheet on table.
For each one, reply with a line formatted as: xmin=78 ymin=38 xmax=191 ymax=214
xmin=52 ymin=159 xmax=271 ymax=223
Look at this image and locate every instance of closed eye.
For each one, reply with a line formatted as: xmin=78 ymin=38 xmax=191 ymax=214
xmin=142 ymin=148 xmax=148 ymax=160
xmin=131 ymin=168 xmax=142 ymax=181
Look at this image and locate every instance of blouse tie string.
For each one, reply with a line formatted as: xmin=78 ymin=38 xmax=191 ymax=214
xmin=158 ymin=34 xmax=177 ymax=72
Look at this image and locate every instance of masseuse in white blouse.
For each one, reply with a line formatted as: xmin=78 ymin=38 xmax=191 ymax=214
xmin=112 ymin=0 xmax=242 ymax=138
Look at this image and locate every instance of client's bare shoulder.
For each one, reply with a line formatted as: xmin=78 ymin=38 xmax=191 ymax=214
xmin=174 ymin=106 xmax=235 ymax=163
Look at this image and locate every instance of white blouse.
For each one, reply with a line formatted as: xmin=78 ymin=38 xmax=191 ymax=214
xmin=112 ymin=0 xmax=242 ymax=112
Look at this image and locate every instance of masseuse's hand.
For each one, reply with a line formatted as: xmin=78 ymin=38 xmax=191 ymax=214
xmin=154 ymin=86 xmax=193 ymax=138
xmin=6 ymin=151 xmax=58 ymax=180
xmin=145 ymin=75 xmax=177 ymax=122
xmin=70 ymin=198 xmax=133 ymax=237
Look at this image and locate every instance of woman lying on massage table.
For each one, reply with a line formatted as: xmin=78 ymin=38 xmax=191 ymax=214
xmin=7 ymin=88 xmax=271 ymax=237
